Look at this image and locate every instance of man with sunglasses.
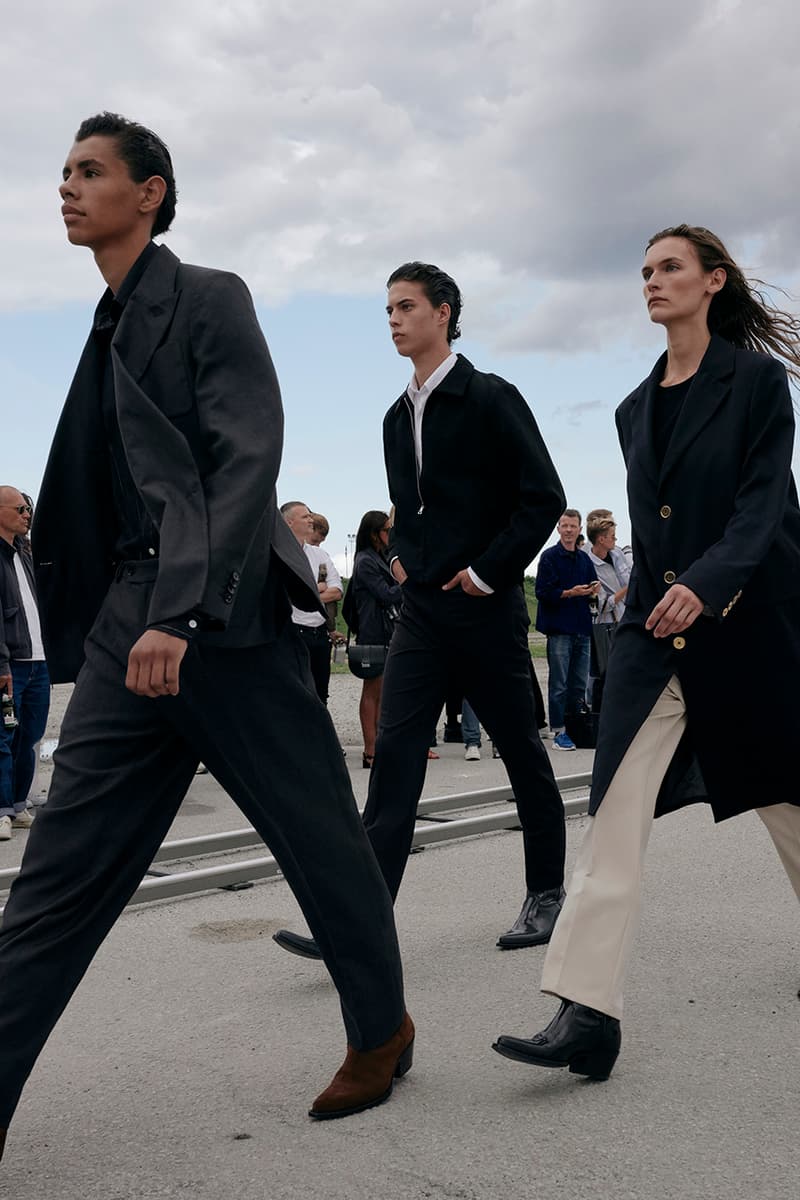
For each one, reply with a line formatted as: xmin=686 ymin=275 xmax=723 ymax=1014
xmin=0 ymin=488 xmax=49 ymax=840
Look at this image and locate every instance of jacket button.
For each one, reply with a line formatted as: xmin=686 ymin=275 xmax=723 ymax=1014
xmin=659 ymin=505 xmax=672 ymax=518
xmin=673 ymin=635 xmax=686 ymax=650
xmin=663 ymin=570 xmax=676 ymax=584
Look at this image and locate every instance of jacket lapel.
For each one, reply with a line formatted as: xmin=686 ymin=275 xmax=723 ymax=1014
xmin=659 ymin=335 xmax=735 ymax=484
xmin=627 ymin=351 xmax=666 ymax=491
xmin=111 ymin=245 xmax=182 ymax=382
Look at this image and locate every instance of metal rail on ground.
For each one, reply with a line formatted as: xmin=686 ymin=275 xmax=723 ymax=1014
xmin=0 ymin=773 xmax=592 ymax=907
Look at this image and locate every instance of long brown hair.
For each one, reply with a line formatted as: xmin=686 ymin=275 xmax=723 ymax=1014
xmin=647 ymin=224 xmax=800 ymax=382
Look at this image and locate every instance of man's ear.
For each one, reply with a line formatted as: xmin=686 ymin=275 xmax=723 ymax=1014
xmin=139 ymin=174 xmax=167 ymax=218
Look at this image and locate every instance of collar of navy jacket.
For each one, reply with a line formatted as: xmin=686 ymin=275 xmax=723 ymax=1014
xmin=623 ymin=333 xmax=736 ymax=489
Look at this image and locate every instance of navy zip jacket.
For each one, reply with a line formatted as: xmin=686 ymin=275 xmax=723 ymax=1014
xmin=383 ymin=355 xmax=565 ymax=591
xmin=535 ymin=541 xmax=597 ymax=636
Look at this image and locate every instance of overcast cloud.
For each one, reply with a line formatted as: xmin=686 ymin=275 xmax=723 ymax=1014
xmin=4 ymin=0 xmax=800 ymax=350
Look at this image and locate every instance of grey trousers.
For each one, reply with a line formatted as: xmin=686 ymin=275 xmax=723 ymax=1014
xmin=0 ymin=564 xmax=405 ymax=1126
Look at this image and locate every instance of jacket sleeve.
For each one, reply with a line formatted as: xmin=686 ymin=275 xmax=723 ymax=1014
xmin=145 ymin=272 xmax=284 ymax=630
xmin=679 ymin=357 xmax=795 ymax=616
xmin=358 ymin=553 xmax=403 ymax=607
xmin=0 ymin=612 xmax=9 ymax=675
xmin=534 ymin=550 xmax=564 ymax=603
xmin=470 ymin=382 xmax=566 ymax=588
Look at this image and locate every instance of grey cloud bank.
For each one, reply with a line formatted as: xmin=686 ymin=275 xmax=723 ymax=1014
xmin=3 ymin=0 xmax=800 ymax=355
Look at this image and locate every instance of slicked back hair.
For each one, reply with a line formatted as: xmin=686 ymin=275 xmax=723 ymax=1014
xmin=386 ymin=262 xmax=462 ymax=343
xmin=647 ymin=224 xmax=800 ymax=382
xmin=75 ymin=112 xmax=177 ymax=237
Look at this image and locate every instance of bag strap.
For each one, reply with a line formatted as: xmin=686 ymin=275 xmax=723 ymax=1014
xmin=597 ymin=592 xmax=619 ymax=623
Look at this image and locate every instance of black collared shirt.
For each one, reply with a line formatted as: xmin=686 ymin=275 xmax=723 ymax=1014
xmin=93 ymin=241 xmax=160 ymax=562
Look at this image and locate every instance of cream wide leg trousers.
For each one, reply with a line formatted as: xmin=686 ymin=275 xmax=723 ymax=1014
xmin=541 ymin=675 xmax=800 ymax=1020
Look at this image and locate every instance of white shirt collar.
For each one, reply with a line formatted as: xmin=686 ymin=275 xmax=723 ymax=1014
xmin=406 ymin=352 xmax=458 ymax=404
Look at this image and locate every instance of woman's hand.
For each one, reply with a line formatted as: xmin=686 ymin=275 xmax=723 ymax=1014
xmin=645 ymin=583 xmax=704 ymax=638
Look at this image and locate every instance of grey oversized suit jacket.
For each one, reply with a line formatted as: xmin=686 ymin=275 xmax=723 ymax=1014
xmin=33 ymin=244 xmax=320 ymax=683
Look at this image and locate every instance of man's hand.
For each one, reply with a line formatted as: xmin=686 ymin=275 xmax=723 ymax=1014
xmin=613 ymin=586 xmax=628 ymax=606
xmin=442 ymin=569 xmax=487 ymax=597
xmin=563 ymin=582 xmax=600 ymax=599
xmin=391 ymin=559 xmax=408 ymax=584
xmin=645 ymin=583 xmax=703 ymax=638
xmin=126 ymin=630 xmax=188 ymax=698
xmin=0 ymin=673 xmax=12 ymax=699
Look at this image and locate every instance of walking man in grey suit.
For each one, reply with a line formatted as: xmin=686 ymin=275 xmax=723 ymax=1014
xmin=0 ymin=113 xmax=412 ymax=1163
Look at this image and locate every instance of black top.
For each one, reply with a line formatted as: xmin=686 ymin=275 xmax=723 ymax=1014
xmin=383 ymin=355 xmax=565 ymax=591
xmin=653 ymin=375 xmax=693 ymax=468
xmin=93 ymin=241 xmax=160 ymax=562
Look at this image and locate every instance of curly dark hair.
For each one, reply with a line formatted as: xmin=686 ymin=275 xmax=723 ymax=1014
xmin=75 ymin=112 xmax=177 ymax=237
xmin=386 ymin=262 xmax=462 ymax=343
xmin=647 ymin=225 xmax=800 ymax=381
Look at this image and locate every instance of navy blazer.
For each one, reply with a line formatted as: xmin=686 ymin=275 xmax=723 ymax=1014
xmin=617 ymin=333 xmax=800 ymax=625
xmin=590 ymin=334 xmax=800 ymax=822
xmin=344 ymin=549 xmax=402 ymax=645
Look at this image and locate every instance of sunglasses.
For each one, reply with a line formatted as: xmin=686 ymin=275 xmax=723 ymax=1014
xmin=1 ymin=504 xmax=32 ymax=515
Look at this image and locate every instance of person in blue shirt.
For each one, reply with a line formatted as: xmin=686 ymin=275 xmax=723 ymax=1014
xmin=535 ymin=509 xmax=600 ymax=749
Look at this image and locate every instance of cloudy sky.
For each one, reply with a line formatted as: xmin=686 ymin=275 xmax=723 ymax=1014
xmin=3 ymin=0 xmax=800 ymax=571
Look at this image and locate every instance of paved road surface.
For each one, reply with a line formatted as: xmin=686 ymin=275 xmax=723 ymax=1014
xmin=0 ymin=676 xmax=797 ymax=1197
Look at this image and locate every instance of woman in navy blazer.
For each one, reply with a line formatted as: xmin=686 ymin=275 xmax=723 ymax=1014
xmin=494 ymin=224 xmax=800 ymax=1080
xmin=344 ymin=510 xmax=402 ymax=768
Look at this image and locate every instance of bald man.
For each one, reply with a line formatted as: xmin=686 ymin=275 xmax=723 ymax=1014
xmin=0 ymin=487 xmax=49 ymax=840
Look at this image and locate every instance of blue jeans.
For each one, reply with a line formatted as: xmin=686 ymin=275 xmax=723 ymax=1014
xmin=546 ymin=634 xmax=590 ymax=732
xmin=0 ymin=661 xmax=50 ymax=817
xmin=461 ymin=699 xmax=481 ymax=748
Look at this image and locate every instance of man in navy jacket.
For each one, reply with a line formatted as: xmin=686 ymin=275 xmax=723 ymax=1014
xmin=535 ymin=510 xmax=600 ymax=749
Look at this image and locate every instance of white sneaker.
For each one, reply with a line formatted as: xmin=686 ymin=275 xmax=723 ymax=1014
xmin=12 ymin=808 xmax=34 ymax=829
xmin=0 ymin=816 xmax=12 ymax=840
xmin=465 ymin=745 xmax=481 ymax=762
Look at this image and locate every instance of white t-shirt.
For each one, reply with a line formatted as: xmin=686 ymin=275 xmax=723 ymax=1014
xmin=291 ymin=544 xmax=342 ymax=628
xmin=13 ymin=550 xmax=45 ymax=660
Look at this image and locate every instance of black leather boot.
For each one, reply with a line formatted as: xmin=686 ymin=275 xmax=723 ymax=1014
xmin=273 ymin=929 xmax=322 ymax=959
xmin=0 ymin=1128 xmax=6 ymax=1162
xmin=496 ymin=886 xmax=565 ymax=948
xmin=492 ymin=999 xmax=621 ymax=1080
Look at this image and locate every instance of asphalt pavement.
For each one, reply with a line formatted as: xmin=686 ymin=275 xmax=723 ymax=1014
xmin=0 ymin=676 xmax=798 ymax=1198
